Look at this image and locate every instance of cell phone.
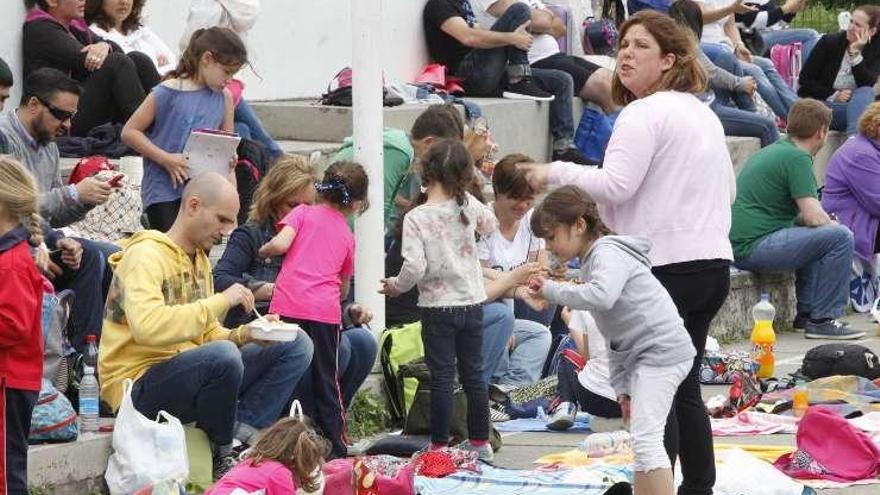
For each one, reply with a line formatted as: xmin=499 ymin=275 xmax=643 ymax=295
xmin=107 ymin=174 xmax=124 ymax=187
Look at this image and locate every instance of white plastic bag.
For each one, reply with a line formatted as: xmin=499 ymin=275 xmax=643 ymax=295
xmin=105 ymin=379 xmax=189 ymax=494
xmin=714 ymin=448 xmax=806 ymax=495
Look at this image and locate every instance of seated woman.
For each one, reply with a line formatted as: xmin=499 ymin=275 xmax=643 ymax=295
xmin=821 ymin=102 xmax=880 ymax=310
xmin=213 ymin=156 xmax=377 ymax=408
xmin=23 ymin=0 xmax=159 ymax=136
xmin=799 ymin=5 xmax=880 ymax=137
xmin=672 ymin=0 xmax=779 ymax=147
xmin=546 ymin=308 xmax=622 ymax=432
xmin=85 ymin=0 xmax=283 ymax=160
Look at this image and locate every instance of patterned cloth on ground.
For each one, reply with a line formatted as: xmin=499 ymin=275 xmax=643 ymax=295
xmin=415 ymin=464 xmax=631 ymax=495
xmin=711 ymin=411 xmax=799 ymax=436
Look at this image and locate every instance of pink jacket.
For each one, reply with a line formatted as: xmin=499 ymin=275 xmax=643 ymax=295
xmin=550 ymin=91 xmax=735 ymax=267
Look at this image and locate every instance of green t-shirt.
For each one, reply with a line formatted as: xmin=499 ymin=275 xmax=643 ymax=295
xmin=332 ymin=128 xmax=414 ymax=232
xmin=730 ymin=137 xmax=819 ymax=259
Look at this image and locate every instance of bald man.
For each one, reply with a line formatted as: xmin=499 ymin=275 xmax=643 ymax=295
xmin=98 ymin=174 xmax=314 ymax=479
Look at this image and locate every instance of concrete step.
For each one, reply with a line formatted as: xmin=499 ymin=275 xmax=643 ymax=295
xmin=28 ymin=431 xmax=111 ymax=494
xmin=251 ymin=98 xmax=552 ymax=162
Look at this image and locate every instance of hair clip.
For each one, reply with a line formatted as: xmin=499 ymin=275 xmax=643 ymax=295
xmin=315 ymin=178 xmax=352 ymax=205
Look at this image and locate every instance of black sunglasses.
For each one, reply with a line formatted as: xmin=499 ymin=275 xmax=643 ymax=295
xmin=35 ymin=96 xmax=77 ymax=122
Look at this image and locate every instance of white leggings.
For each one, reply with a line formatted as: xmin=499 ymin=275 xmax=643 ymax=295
xmin=629 ymin=359 xmax=692 ymax=473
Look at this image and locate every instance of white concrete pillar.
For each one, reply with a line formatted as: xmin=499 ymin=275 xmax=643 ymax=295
xmin=352 ymin=0 xmax=386 ymax=332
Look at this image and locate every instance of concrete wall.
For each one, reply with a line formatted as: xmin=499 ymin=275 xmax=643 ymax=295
xmin=0 ymin=0 xmax=431 ymax=103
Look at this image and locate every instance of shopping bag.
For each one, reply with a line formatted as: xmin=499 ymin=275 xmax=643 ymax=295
xmin=105 ymin=379 xmax=189 ymax=494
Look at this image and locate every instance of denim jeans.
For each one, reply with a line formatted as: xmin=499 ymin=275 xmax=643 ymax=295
xmin=703 ymin=43 xmax=797 ymax=119
xmin=826 ymin=86 xmax=876 ymax=136
xmin=131 ymin=338 xmax=313 ymax=447
xmin=702 ymin=44 xmax=756 ymax=111
xmin=337 ymin=326 xmax=379 ymax=408
xmin=744 ymin=56 xmax=798 ymax=119
xmin=531 ymin=68 xmax=576 ymax=145
xmin=711 ymin=100 xmax=780 ymax=147
xmin=760 ymin=28 xmax=820 ymax=62
xmin=234 ymin=99 xmax=283 ymax=160
xmin=456 ymin=2 xmax=531 ymax=96
xmin=735 ymin=224 xmax=854 ymax=319
xmin=53 ymin=238 xmax=119 ymax=353
xmin=514 ymin=298 xmax=557 ymax=327
xmin=480 ymin=301 xmax=515 ymax=385
xmin=492 ymin=318 xmax=552 ymax=386
xmin=421 ymin=305 xmax=489 ymax=444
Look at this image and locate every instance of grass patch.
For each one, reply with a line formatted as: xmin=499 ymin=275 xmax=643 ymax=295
xmin=790 ymin=1 xmax=858 ymax=34
xmin=347 ymin=389 xmax=392 ymax=441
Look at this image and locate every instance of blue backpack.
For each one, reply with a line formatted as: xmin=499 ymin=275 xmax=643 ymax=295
xmin=574 ymin=108 xmax=615 ymax=163
xmin=29 ymin=378 xmax=78 ymax=444
xmin=30 ymin=291 xmax=79 ymax=444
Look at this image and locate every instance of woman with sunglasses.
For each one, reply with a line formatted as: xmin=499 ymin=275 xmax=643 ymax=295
xmin=22 ymin=0 xmax=159 ymax=137
xmin=213 ymin=156 xmax=379 ymax=417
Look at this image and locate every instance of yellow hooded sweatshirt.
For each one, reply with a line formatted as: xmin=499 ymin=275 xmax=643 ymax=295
xmin=98 ymin=230 xmax=235 ymax=410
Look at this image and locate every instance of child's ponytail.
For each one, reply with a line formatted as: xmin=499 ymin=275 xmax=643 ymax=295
xmin=316 ymin=161 xmax=369 ymax=213
xmin=0 ymin=157 xmax=42 ymax=255
xmin=166 ymin=26 xmax=248 ymax=81
xmin=419 ymin=138 xmax=474 ymax=226
xmin=293 ymin=429 xmax=330 ymax=492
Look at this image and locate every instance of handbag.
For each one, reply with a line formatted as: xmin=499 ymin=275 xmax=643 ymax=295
xmin=105 ymin=379 xmax=189 ymax=494
xmin=582 ymin=0 xmax=626 ymax=56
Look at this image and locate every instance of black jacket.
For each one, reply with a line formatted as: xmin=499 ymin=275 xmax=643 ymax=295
xmin=22 ymin=8 xmax=120 ymax=81
xmin=799 ymin=31 xmax=880 ymax=100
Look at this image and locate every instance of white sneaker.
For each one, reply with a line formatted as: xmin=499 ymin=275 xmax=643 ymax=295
xmin=546 ymin=401 xmax=577 ymax=431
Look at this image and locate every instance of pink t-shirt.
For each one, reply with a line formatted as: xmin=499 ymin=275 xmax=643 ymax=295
xmin=269 ymin=204 xmax=355 ymax=324
xmin=205 ymin=459 xmax=297 ymax=494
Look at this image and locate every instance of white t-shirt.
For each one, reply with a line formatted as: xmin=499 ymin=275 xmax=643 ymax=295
xmin=695 ymin=0 xmax=734 ymax=47
xmin=473 ymin=0 xmax=561 ymax=64
xmin=90 ymin=24 xmax=179 ymax=75
xmin=477 ymin=208 xmax=544 ymax=273
xmin=569 ymin=310 xmax=616 ymax=402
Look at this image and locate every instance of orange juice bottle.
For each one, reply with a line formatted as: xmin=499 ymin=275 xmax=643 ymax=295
xmin=750 ymin=293 xmax=776 ymax=379
xmin=792 ymin=387 xmax=809 ymax=418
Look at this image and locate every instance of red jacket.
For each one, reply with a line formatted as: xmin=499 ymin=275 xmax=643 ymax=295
xmin=0 ymin=227 xmax=44 ymax=392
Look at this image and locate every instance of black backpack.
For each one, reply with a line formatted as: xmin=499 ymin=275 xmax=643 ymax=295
xmin=799 ymin=344 xmax=880 ymax=380
xmin=235 ymin=138 xmax=272 ymax=225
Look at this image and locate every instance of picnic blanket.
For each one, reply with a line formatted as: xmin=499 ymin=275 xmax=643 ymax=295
xmin=494 ymin=414 xmax=591 ymax=433
xmin=415 ymin=464 xmax=631 ymax=495
xmin=711 ymin=411 xmax=799 ymax=436
xmin=535 ymin=449 xmax=633 ymax=467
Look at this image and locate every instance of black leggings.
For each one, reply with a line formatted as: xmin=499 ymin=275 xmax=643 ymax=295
xmin=654 ymin=260 xmax=730 ymax=495
xmin=557 ymin=357 xmax=622 ymax=418
xmin=71 ymin=51 xmax=157 ymax=136
xmin=145 ymin=199 xmax=182 ymax=232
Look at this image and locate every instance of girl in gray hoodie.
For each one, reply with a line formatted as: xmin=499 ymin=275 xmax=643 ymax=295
xmin=529 ymin=186 xmax=696 ymax=495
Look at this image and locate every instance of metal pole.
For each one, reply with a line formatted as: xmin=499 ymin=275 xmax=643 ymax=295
xmin=352 ymin=0 xmax=385 ymax=332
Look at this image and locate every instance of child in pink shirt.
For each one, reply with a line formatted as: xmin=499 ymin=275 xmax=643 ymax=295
xmin=207 ymin=415 xmax=330 ymax=494
xmin=259 ymin=161 xmax=369 ymax=459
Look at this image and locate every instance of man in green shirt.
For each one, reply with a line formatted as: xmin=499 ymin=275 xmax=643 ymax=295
xmin=731 ymin=99 xmax=863 ymax=340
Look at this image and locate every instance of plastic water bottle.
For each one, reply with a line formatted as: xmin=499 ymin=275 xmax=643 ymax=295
xmin=84 ymin=334 xmax=98 ymax=369
xmin=579 ymin=430 xmax=631 ymax=457
xmin=750 ymin=293 xmax=777 ymax=379
xmin=79 ymin=365 xmax=100 ymax=434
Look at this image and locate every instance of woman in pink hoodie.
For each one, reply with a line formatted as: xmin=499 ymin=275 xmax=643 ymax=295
xmin=523 ymin=11 xmax=735 ymax=495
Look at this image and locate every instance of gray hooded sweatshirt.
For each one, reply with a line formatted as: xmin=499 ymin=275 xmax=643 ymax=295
xmin=542 ymin=235 xmax=696 ymax=397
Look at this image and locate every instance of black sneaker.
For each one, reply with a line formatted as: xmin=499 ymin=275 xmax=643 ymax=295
xmin=603 ymin=482 xmax=633 ymax=495
xmin=552 ymin=147 xmax=599 ymax=166
xmin=213 ymin=452 xmax=239 ymax=481
xmin=804 ymin=319 xmax=865 ymax=340
xmin=503 ymin=78 xmax=554 ymax=101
